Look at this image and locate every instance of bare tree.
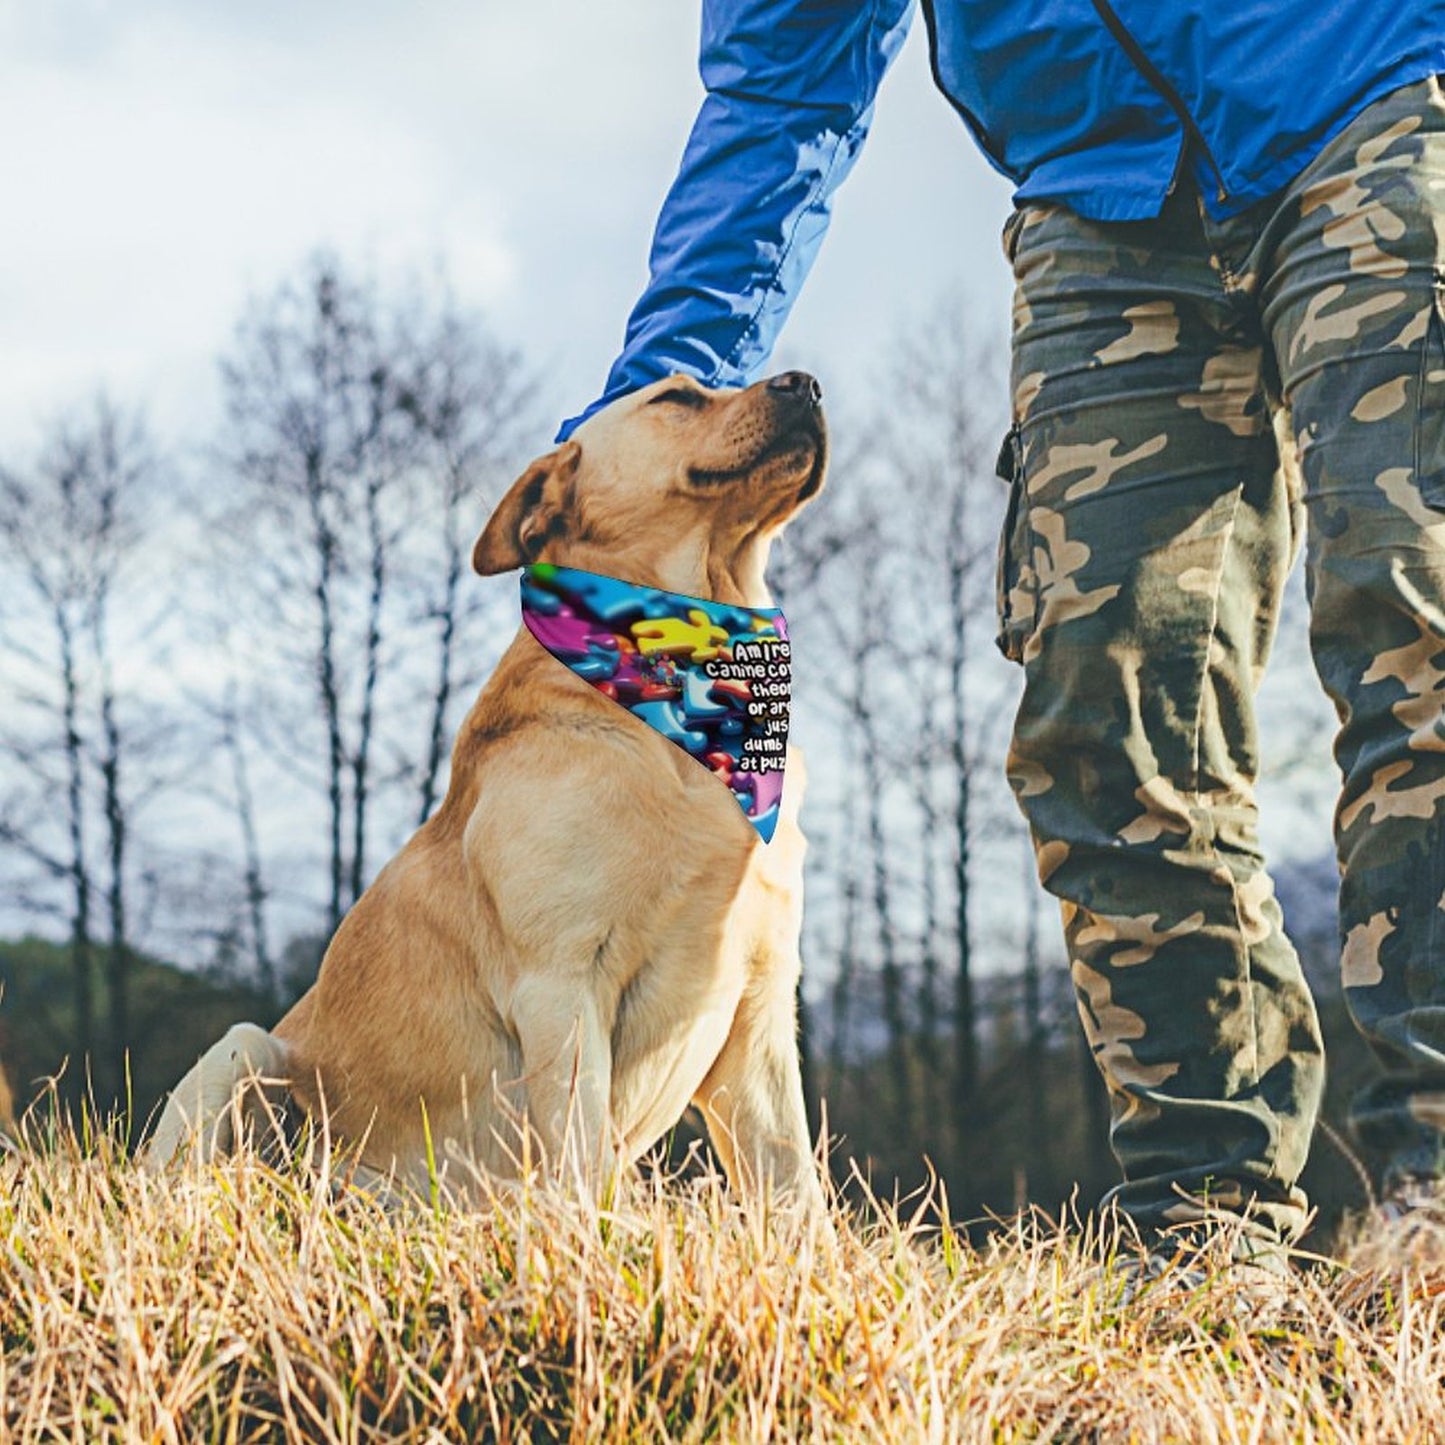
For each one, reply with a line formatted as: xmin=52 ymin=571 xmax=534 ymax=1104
xmin=77 ymin=410 xmax=154 ymax=1095
xmin=393 ymin=300 xmax=540 ymax=825
xmin=791 ymin=467 xmax=921 ymax=1140
xmin=778 ymin=308 xmax=1039 ymax=1186
xmin=211 ymin=255 xmax=540 ymax=957
xmin=854 ymin=603 xmax=913 ymax=1138
xmin=220 ymin=681 xmax=276 ymax=1001
xmin=874 ymin=323 xmax=1007 ymax=1110
xmin=826 ymin=767 xmax=865 ymax=1078
xmin=910 ymin=684 xmax=947 ymax=1125
xmin=0 ymin=398 xmax=159 ymax=1100
xmin=218 ymin=261 xmax=406 ymax=931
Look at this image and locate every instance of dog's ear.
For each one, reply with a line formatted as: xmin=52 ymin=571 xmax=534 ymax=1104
xmin=472 ymin=442 xmax=582 ymax=575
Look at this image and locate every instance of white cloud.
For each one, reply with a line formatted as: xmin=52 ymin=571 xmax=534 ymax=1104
xmin=0 ymin=2 xmax=1014 ymax=445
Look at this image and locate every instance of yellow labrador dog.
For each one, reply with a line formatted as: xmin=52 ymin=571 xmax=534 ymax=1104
xmin=147 ymin=370 xmax=827 ymax=1211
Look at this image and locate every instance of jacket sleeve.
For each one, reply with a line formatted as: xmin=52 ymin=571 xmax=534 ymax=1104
xmin=556 ymin=0 xmax=915 ymax=440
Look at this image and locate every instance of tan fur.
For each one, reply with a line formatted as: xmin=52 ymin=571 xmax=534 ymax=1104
xmin=148 ymin=373 xmax=828 ymax=1211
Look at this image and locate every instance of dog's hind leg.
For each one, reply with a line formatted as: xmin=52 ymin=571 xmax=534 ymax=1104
xmin=143 ymin=1023 xmax=291 ymax=1169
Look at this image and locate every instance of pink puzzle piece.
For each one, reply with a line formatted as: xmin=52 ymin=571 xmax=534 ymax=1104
xmin=525 ymin=609 xmax=621 ymax=660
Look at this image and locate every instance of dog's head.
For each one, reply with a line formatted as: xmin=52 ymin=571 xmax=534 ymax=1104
xmin=472 ymin=371 xmax=827 ymax=605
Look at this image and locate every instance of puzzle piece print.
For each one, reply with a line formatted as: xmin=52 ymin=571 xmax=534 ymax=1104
xmin=520 ymin=575 xmax=564 ymax=615
xmin=680 ymin=669 xmax=732 ymax=723
xmin=750 ymin=803 xmax=780 ymax=843
xmin=555 ymin=570 xmax=678 ymax=626
xmin=525 ymin=609 xmax=620 ymax=662
xmin=572 ymin=644 xmax=621 ymax=682
xmin=640 ymin=653 xmax=682 ymax=688
xmin=520 ymin=564 xmax=789 ymax=840
xmin=709 ymin=678 xmax=752 ymax=706
xmin=631 ymin=611 xmax=730 ymax=660
xmin=704 ymin=605 xmax=769 ymax=636
xmin=631 ymin=701 xmax=711 ymax=756
xmin=703 ymin=749 xmax=735 ymax=784
xmin=599 ymin=678 xmax=679 ymax=703
xmin=750 ymin=770 xmax=785 ymax=816
xmin=607 ymin=653 xmax=680 ymax=703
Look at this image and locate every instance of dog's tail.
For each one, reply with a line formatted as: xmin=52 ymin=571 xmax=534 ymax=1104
xmin=143 ymin=1023 xmax=292 ymax=1170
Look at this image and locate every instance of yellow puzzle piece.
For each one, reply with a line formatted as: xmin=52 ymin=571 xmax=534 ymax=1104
xmin=632 ymin=610 xmax=731 ymax=660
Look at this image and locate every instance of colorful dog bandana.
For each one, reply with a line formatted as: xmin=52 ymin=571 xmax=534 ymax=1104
xmin=520 ymin=563 xmax=790 ymax=842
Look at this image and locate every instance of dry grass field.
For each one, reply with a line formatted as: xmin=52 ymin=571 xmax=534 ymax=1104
xmin=1 ymin=1118 xmax=1443 ymax=1444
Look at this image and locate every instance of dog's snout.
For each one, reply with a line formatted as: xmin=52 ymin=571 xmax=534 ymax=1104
xmin=766 ymin=371 xmax=822 ymax=407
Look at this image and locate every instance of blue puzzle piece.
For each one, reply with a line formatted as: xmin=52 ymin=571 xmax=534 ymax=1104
xmin=709 ymin=607 xmax=763 ymax=636
xmin=573 ymin=642 xmax=620 ymax=682
xmin=632 ymin=701 xmax=710 ymax=756
xmin=563 ymin=571 xmax=676 ymax=625
xmin=520 ymin=576 xmax=564 ymax=615
xmin=705 ymin=678 xmax=753 ymax=717
xmin=680 ymin=669 xmax=731 ymax=723
xmin=749 ymin=802 xmax=780 ymax=843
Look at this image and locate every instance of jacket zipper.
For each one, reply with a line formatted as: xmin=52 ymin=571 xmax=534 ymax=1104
xmin=918 ymin=0 xmax=1016 ymax=180
xmin=1088 ymin=0 xmax=1230 ymax=204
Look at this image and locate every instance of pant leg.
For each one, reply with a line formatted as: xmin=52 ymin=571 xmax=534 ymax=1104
xmin=1003 ymin=193 xmax=1326 ymax=1244
xmin=1263 ymin=75 xmax=1445 ymax=1186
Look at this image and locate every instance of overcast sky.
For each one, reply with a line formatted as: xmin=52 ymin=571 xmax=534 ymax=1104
xmin=0 ymin=0 xmax=1341 ymax=899
xmin=0 ymin=0 xmax=1016 ymax=448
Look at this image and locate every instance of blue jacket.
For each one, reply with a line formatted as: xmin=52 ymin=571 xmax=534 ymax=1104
xmin=559 ymin=0 xmax=1445 ymax=438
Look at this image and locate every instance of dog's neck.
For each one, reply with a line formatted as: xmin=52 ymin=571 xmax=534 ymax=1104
xmin=536 ymin=533 xmax=777 ymax=610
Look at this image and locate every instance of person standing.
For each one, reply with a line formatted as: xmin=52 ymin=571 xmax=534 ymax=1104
xmin=561 ymin=0 xmax=1445 ymax=1265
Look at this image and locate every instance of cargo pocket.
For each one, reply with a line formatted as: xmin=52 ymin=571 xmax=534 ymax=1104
xmin=994 ymin=424 xmax=1037 ymax=665
xmin=1001 ymin=207 xmax=1027 ymax=265
xmin=1415 ymin=270 xmax=1445 ymax=507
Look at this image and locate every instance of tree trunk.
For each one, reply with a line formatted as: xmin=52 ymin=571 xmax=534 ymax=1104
xmin=93 ymin=594 xmax=129 ymax=1105
xmin=223 ymin=688 xmax=275 ymax=1002
xmin=305 ymin=454 xmax=346 ymax=936
xmin=913 ymin=685 xmax=943 ymax=1133
xmin=417 ymin=498 xmax=463 ymax=827
xmin=57 ymin=606 xmax=93 ymax=1104
xmin=946 ymin=488 xmax=977 ymax=1109
xmin=827 ymin=768 xmax=862 ymax=1082
xmin=853 ymin=654 xmax=912 ymax=1142
xmin=350 ymin=471 xmax=387 ymax=905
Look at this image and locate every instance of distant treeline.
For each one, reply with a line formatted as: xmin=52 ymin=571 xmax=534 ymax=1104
xmin=0 ymin=255 xmax=1374 ymax=1245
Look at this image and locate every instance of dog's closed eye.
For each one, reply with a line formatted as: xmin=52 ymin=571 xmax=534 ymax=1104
xmin=649 ymin=386 xmax=706 ymax=409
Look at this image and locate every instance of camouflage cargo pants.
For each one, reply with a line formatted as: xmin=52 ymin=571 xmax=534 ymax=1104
xmin=1000 ymin=74 xmax=1445 ymax=1244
